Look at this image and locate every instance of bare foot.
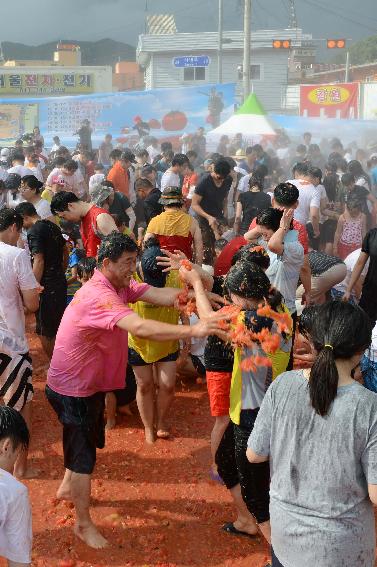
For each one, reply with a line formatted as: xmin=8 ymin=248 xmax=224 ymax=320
xmin=118 ymin=404 xmax=133 ymax=416
xmin=74 ymin=521 xmax=108 ymax=549
xmin=145 ymin=428 xmax=155 ymax=444
xmin=156 ymin=428 xmax=170 ymax=439
xmin=14 ymin=466 xmax=40 ymax=480
xmin=56 ymin=487 xmax=72 ymax=501
xmin=105 ymin=418 xmax=116 ymax=430
xmin=233 ymin=519 xmax=259 ymax=536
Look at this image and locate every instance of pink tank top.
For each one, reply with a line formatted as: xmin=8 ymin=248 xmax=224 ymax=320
xmin=340 ymin=217 xmax=363 ymax=246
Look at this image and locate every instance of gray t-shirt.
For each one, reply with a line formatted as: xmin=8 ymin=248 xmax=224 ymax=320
xmin=248 ymin=370 xmax=377 ymax=567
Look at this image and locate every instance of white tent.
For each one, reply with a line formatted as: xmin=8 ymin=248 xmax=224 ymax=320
xmin=206 ymin=93 xmax=277 ymax=151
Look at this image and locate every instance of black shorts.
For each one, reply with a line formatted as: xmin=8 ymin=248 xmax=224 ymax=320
xmin=45 ymin=385 xmax=105 ymax=475
xmin=128 ymin=348 xmax=179 ymax=366
xmin=36 ymin=284 xmax=67 ymax=338
xmin=190 ymin=354 xmax=206 ymax=377
xmin=113 ymin=365 xmax=137 ymax=406
xmin=320 ymin=219 xmax=337 ymax=245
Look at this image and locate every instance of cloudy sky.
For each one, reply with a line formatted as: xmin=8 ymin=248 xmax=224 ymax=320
xmin=1 ymin=0 xmax=375 ymax=47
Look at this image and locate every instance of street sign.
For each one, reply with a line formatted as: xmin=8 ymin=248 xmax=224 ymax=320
xmin=173 ymin=55 xmax=210 ymax=68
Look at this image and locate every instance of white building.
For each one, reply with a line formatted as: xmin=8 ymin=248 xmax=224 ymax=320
xmin=137 ymin=29 xmax=314 ymax=112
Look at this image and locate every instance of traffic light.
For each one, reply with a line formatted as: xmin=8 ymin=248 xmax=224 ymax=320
xmin=272 ymin=39 xmax=291 ymax=49
xmin=327 ymin=39 xmax=346 ymax=49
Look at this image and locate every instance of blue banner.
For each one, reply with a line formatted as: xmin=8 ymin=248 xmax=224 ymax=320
xmin=0 ymin=83 xmax=235 ymax=149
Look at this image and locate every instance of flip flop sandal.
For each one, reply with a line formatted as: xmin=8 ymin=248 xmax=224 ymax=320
xmin=209 ymin=469 xmax=224 ymax=484
xmin=222 ymin=522 xmax=258 ymax=539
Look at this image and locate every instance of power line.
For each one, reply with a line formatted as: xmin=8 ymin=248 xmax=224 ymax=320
xmin=301 ymin=0 xmax=377 ymax=34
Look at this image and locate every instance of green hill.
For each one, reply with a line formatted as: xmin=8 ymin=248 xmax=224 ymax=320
xmin=1 ymin=39 xmax=136 ymax=67
xmin=332 ymin=34 xmax=377 ymax=65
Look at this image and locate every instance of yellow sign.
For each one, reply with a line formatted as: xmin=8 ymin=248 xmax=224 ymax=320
xmin=0 ymin=73 xmax=94 ymax=95
xmin=307 ymin=85 xmax=350 ymax=106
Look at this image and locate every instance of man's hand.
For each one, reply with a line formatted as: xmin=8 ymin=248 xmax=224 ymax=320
xmin=207 ymin=216 xmax=218 ymax=229
xmin=157 ymin=249 xmax=187 ymax=272
xmin=342 ymin=291 xmax=351 ymax=302
xmin=280 ymin=208 xmax=294 ymax=231
xmin=206 ymin=291 xmax=226 ymax=310
xmin=191 ymin=314 xmax=228 ymax=340
xmin=301 ymin=291 xmax=311 ymax=306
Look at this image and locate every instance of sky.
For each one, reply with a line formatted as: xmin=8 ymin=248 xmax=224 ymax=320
xmin=1 ymin=0 xmax=376 ymax=51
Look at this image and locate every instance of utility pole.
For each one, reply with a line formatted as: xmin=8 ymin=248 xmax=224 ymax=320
xmin=345 ymin=50 xmax=350 ymax=82
xmin=243 ymin=0 xmax=251 ymax=102
xmin=218 ymin=0 xmax=223 ymax=83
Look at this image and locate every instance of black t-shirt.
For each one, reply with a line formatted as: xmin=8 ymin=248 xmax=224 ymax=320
xmin=109 ymin=191 xmax=131 ymax=225
xmin=238 ymin=191 xmax=271 ymax=232
xmin=144 ymin=188 xmax=163 ymax=225
xmin=194 ymin=173 xmax=232 ymax=219
xmin=204 ymin=276 xmax=234 ymax=372
xmin=361 ymin=228 xmax=377 ymax=311
xmin=308 ymin=250 xmax=344 ymax=276
xmin=27 ymin=220 xmax=66 ymax=287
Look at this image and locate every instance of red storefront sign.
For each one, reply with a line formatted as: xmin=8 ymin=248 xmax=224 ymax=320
xmin=300 ymin=83 xmax=359 ymax=118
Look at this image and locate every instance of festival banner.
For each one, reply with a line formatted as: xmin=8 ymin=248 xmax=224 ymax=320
xmin=299 ymin=83 xmax=359 ymax=119
xmin=0 ymin=83 xmax=235 ymax=147
xmin=0 ymin=72 xmax=94 ymax=96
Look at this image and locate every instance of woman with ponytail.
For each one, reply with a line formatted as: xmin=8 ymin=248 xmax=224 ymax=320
xmin=247 ymin=301 xmax=377 ymax=567
xmin=180 ymin=259 xmax=292 ymax=547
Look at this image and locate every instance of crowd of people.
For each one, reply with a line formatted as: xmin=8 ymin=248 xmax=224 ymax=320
xmin=1 ymin=124 xmax=377 ymax=566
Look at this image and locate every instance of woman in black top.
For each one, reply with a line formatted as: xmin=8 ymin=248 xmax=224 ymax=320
xmin=344 ymin=228 xmax=377 ymax=325
xmin=234 ymin=177 xmax=271 ymax=235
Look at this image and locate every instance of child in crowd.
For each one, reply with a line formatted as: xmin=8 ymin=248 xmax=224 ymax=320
xmin=77 ymin=257 xmax=97 ymax=285
xmin=111 ymin=213 xmax=135 ymax=240
xmin=89 ymin=163 xmax=106 ymax=194
xmin=180 ymin=258 xmax=292 ymax=542
xmin=0 ymin=407 xmax=32 ymax=566
xmin=65 ymin=238 xmax=85 ymax=305
xmin=334 ymin=198 xmax=366 ymax=260
xmin=177 ymin=312 xmax=207 ymax=382
xmin=105 ymin=365 xmax=137 ymax=430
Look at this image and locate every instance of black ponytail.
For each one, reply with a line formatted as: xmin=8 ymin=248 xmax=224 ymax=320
xmin=308 ymin=301 xmax=372 ymax=416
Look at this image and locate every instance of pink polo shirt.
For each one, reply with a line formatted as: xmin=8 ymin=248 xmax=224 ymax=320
xmin=47 ymin=269 xmax=150 ymax=397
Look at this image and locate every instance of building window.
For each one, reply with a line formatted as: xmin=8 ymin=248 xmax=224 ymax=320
xmin=183 ymin=66 xmax=206 ymax=81
xmin=250 ymin=64 xmax=262 ymax=80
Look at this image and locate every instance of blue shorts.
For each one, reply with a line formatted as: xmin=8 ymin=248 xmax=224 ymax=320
xmin=360 ymin=354 xmax=377 ymax=393
xmin=330 ymin=288 xmax=358 ymax=305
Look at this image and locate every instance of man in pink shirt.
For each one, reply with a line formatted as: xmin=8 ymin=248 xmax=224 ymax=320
xmin=46 ymin=232 xmax=220 ymax=550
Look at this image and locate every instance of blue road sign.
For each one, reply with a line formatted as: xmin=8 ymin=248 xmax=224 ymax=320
xmin=173 ymin=55 xmax=210 ymax=68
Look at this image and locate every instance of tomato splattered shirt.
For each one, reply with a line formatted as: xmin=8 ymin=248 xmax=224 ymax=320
xmin=47 ymin=269 xmax=150 ymax=397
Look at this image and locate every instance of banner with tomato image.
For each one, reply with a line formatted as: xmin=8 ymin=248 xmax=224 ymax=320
xmin=300 ymin=83 xmax=359 ymax=119
xmin=0 ymin=83 xmax=235 ymax=147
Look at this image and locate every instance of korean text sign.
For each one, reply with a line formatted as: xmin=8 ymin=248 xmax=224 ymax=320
xmin=300 ymin=83 xmax=359 ymax=119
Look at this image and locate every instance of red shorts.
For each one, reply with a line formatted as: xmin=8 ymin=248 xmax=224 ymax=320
xmin=206 ymin=371 xmax=232 ymax=417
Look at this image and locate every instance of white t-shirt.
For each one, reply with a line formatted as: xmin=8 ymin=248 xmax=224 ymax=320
xmin=238 ymin=173 xmax=252 ymax=194
xmin=6 ymin=191 xmax=24 ymax=208
xmin=47 ymin=167 xmax=85 ymax=198
xmin=7 ymin=165 xmax=34 ymax=178
xmin=333 ymin=248 xmax=369 ymax=295
xmin=0 ymin=242 xmax=38 ymax=355
xmin=147 ymin=145 xmax=159 ymax=161
xmin=35 ymin=198 xmax=53 ymax=219
xmin=27 ymin=165 xmax=44 ymax=182
xmin=287 ymin=178 xmax=321 ymax=226
xmin=0 ymin=468 xmax=32 ymax=564
xmin=316 ymin=183 xmax=327 ymax=223
xmin=261 ymin=231 xmax=304 ymax=314
xmin=161 ymin=169 xmax=180 ymax=192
